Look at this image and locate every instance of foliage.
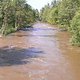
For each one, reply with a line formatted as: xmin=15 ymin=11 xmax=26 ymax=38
xmin=40 ymin=4 xmax=50 ymax=22
xmin=47 ymin=7 xmax=58 ymax=24
xmin=70 ymin=10 xmax=80 ymax=46
xmin=40 ymin=0 xmax=80 ymax=46
xmin=0 ymin=0 xmax=39 ymax=35
xmin=40 ymin=0 xmax=59 ymax=24
xmin=58 ymin=0 xmax=79 ymax=27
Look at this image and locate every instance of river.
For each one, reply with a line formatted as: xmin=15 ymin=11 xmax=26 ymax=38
xmin=0 ymin=22 xmax=80 ymax=80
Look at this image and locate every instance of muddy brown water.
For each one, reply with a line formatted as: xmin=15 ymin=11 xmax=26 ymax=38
xmin=0 ymin=22 xmax=80 ymax=80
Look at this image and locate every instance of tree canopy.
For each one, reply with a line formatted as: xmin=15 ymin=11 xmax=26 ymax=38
xmin=0 ymin=0 xmax=39 ymax=35
xmin=40 ymin=0 xmax=80 ymax=46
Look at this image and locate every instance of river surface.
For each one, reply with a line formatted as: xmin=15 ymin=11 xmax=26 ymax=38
xmin=0 ymin=22 xmax=80 ymax=80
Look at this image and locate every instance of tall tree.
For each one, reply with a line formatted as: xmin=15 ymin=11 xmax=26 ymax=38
xmin=0 ymin=0 xmax=38 ymax=35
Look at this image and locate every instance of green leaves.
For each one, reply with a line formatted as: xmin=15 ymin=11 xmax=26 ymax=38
xmin=47 ymin=7 xmax=58 ymax=24
xmin=40 ymin=0 xmax=80 ymax=46
xmin=40 ymin=1 xmax=59 ymax=24
xmin=70 ymin=10 xmax=80 ymax=46
xmin=0 ymin=0 xmax=38 ymax=35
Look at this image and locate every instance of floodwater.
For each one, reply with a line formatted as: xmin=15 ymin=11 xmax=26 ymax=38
xmin=0 ymin=22 xmax=79 ymax=80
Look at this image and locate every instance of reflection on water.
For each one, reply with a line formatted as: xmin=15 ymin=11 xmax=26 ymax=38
xmin=19 ymin=27 xmax=57 ymax=31
xmin=12 ymin=34 xmax=56 ymax=37
xmin=57 ymin=31 xmax=80 ymax=80
xmin=11 ymin=27 xmax=57 ymax=37
xmin=0 ymin=22 xmax=79 ymax=80
xmin=0 ymin=47 xmax=44 ymax=66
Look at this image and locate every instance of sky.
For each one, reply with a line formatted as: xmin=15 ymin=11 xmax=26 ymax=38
xmin=27 ymin=0 xmax=53 ymax=11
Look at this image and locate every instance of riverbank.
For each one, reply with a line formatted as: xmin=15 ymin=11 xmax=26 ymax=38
xmin=56 ymin=30 xmax=80 ymax=80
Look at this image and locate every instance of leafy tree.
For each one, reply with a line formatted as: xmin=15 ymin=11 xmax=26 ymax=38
xmin=58 ymin=0 xmax=79 ymax=28
xmin=40 ymin=1 xmax=59 ymax=24
xmin=70 ymin=10 xmax=80 ymax=46
xmin=40 ymin=0 xmax=80 ymax=46
xmin=47 ymin=7 xmax=58 ymax=24
xmin=40 ymin=4 xmax=50 ymax=22
xmin=0 ymin=0 xmax=38 ymax=35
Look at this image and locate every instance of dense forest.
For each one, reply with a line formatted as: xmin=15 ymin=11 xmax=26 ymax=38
xmin=40 ymin=0 xmax=80 ymax=46
xmin=0 ymin=0 xmax=39 ymax=35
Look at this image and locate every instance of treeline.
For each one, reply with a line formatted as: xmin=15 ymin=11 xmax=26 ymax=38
xmin=40 ymin=0 xmax=80 ymax=46
xmin=0 ymin=0 xmax=39 ymax=35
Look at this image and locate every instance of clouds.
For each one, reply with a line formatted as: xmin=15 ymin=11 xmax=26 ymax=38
xmin=27 ymin=0 xmax=52 ymax=11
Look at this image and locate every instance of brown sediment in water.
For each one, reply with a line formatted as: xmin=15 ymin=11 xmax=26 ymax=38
xmin=56 ymin=31 xmax=80 ymax=80
xmin=0 ymin=22 xmax=79 ymax=80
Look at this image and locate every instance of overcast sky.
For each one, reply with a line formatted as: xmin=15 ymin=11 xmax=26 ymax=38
xmin=27 ymin=0 xmax=53 ymax=11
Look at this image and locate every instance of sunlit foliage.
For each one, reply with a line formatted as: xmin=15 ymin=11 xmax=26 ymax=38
xmin=40 ymin=0 xmax=80 ymax=46
xmin=0 ymin=0 xmax=39 ymax=35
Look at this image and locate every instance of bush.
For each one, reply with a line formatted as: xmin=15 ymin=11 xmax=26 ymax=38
xmin=47 ymin=7 xmax=58 ymax=24
xmin=70 ymin=10 xmax=80 ymax=46
xmin=4 ymin=27 xmax=16 ymax=35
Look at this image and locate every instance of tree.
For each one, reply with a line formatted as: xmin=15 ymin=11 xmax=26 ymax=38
xmin=40 ymin=0 xmax=59 ymax=24
xmin=0 ymin=0 xmax=38 ymax=35
xmin=40 ymin=4 xmax=50 ymax=22
xmin=47 ymin=7 xmax=58 ymax=24
xmin=40 ymin=0 xmax=80 ymax=46
xmin=70 ymin=10 xmax=80 ymax=46
xmin=58 ymin=0 xmax=79 ymax=27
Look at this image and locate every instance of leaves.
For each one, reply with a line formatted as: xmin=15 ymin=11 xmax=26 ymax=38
xmin=40 ymin=0 xmax=80 ymax=46
xmin=0 ymin=0 xmax=39 ymax=35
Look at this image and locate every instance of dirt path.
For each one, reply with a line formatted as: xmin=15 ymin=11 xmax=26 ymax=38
xmin=0 ymin=22 xmax=79 ymax=80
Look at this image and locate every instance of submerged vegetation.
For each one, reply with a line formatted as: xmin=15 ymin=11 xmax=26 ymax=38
xmin=0 ymin=0 xmax=39 ymax=35
xmin=40 ymin=0 xmax=80 ymax=46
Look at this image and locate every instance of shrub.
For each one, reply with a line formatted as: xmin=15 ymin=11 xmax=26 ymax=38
xmin=70 ymin=10 xmax=80 ymax=46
